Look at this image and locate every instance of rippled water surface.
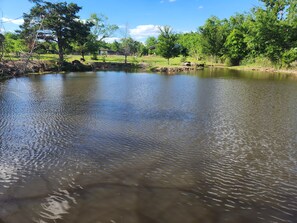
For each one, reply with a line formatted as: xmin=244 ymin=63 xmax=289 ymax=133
xmin=0 ymin=70 xmax=297 ymax=223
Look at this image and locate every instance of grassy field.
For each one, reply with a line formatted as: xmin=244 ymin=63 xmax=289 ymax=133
xmin=3 ymin=53 xmax=201 ymax=67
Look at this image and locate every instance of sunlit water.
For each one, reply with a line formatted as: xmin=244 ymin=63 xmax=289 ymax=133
xmin=0 ymin=69 xmax=297 ymax=223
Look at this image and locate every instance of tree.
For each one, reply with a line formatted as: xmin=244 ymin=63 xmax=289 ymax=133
xmin=246 ymin=7 xmax=290 ymax=64
xmin=109 ymin=41 xmax=122 ymax=53
xmin=85 ymin=14 xmax=118 ymax=59
xmin=145 ymin=36 xmax=157 ymax=55
xmin=199 ymin=16 xmax=231 ymax=61
xmin=259 ymin=0 xmax=288 ymax=18
xmin=177 ymin=32 xmax=202 ymax=60
xmin=156 ymin=26 xmax=180 ymax=64
xmin=20 ymin=1 xmax=92 ymax=63
xmin=3 ymin=33 xmax=27 ymax=56
xmin=121 ymin=37 xmax=142 ymax=56
xmin=88 ymin=14 xmax=118 ymax=43
xmin=72 ymin=21 xmax=94 ymax=60
xmin=224 ymin=29 xmax=247 ymax=65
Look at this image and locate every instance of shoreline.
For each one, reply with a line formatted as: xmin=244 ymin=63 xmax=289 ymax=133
xmin=227 ymin=65 xmax=297 ymax=76
xmin=1 ymin=60 xmax=297 ymax=81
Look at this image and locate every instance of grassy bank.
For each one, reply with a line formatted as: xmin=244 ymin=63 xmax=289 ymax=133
xmin=2 ymin=54 xmax=297 ymax=76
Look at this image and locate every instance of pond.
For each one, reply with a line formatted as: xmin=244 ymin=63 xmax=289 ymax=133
xmin=0 ymin=69 xmax=297 ymax=223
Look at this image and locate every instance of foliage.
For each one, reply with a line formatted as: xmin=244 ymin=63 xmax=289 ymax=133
xmin=3 ymin=33 xmax=28 ymax=56
xmin=145 ymin=36 xmax=158 ymax=55
xmin=88 ymin=14 xmax=118 ymax=42
xmin=109 ymin=41 xmax=122 ymax=53
xmin=199 ymin=16 xmax=231 ymax=60
xmin=12 ymin=0 xmax=297 ymax=68
xmin=156 ymin=26 xmax=180 ymax=64
xmin=224 ymin=29 xmax=247 ymax=65
xmin=177 ymin=32 xmax=202 ymax=60
xmin=282 ymin=48 xmax=297 ymax=67
xmin=20 ymin=1 xmax=92 ymax=63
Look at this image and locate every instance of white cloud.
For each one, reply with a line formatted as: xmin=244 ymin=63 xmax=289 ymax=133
xmin=198 ymin=5 xmax=204 ymax=9
xmin=1 ymin=17 xmax=24 ymax=25
xmin=129 ymin=25 xmax=161 ymax=42
xmin=105 ymin=37 xmax=121 ymax=43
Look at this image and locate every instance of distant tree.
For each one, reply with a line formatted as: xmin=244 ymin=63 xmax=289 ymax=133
xmin=121 ymin=23 xmax=130 ymax=63
xmin=88 ymin=14 xmax=118 ymax=43
xmin=199 ymin=16 xmax=230 ymax=61
xmin=20 ymin=1 xmax=92 ymax=63
xmin=177 ymin=32 xmax=202 ymax=60
xmin=224 ymin=29 xmax=247 ymax=65
xmin=145 ymin=36 xmax=158 ymax=55
xmin=3 ymin=33 xmax=28 ymax=56
xmin=121 ymin=37 xmax=142 ymax=56
xmin=156 ymin=26 xmax=180 ymax=64
xmin=109 ymin=41 xmax=122 ymax=53
xmin=139 ymin=44 xmax=149 ymax=56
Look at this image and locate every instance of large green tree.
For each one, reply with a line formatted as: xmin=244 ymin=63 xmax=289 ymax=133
xmin=224 ymin=29 xmax=247 ymax=65
xmin=199 ymin=16 xmax=231 ymax=61
xmin=156 ymin=26 xmax=180 ymax=64
xmin=21 ymin=1 xmax=92 ymax=63
xmin=177 ymin=32 xmax=202 ymax=60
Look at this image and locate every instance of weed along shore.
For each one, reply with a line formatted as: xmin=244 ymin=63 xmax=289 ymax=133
xmin=1 ymin=57 xmax=297 ymax=81
xmin=0 ymin=58 xmax=206 ymax=79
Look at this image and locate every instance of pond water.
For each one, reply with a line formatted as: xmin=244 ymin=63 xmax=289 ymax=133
xmin=0 ymin=69 xmax=297 ymax=223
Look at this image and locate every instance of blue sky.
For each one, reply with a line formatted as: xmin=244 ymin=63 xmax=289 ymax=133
xmin=0 ymin=0 xmax=262 ymax=42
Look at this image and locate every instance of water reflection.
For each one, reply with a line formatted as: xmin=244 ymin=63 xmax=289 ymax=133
xmin=0 ymin=70 xmax=297 ymax=223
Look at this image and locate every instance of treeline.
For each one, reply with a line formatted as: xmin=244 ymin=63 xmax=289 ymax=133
xmin=178 ymin=0 xmax=297 ymax=67
xmin=1 ymin=0 xmax=297 ymax=67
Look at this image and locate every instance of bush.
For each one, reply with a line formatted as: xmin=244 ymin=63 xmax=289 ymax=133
xmin=282 ymin=48 xmax=297 ymax=67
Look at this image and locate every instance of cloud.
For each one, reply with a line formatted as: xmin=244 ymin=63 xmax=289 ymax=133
xmin=105 ymin=37 xmax=122 ymax=43
xmin=1 ymin=17 xmax=24 ymax=25
xmin=169 ymin=0 xmax=176 ymax=2
xmin=198 ymin=5 xmax=204 ymax=9
xmin=129 ymin=25 xmax=160 ymax=42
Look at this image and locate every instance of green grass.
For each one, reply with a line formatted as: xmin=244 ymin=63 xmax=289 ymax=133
xmin=3 ymin=53 xmax=202 ymax=67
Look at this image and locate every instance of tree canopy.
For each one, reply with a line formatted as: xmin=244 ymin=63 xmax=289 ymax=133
xmin=4 ymin=0 xmax=294 ymax=67
xmin=20 ymin=1 xmax=93 ymax=63
xmin=156 ymin=26 xmax=180 ymax=64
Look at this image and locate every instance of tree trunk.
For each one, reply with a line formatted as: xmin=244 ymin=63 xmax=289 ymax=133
xmin=81 ymin=50 xmax=85 ymax=60
xmin=167 ymin=58 xmax=169 ymax=65
xmin=57 ymin=40 xmax=64 ymax=64
xmin=124 ymin=54 xmax=127 ymax=64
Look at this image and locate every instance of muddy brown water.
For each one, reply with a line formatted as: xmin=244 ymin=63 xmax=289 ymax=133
xmin=0 ymin=69 xmax=297 ymax=223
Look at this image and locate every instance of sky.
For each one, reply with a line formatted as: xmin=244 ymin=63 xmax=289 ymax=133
xmin=0 ymin=0 xmax=262 ymax=42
